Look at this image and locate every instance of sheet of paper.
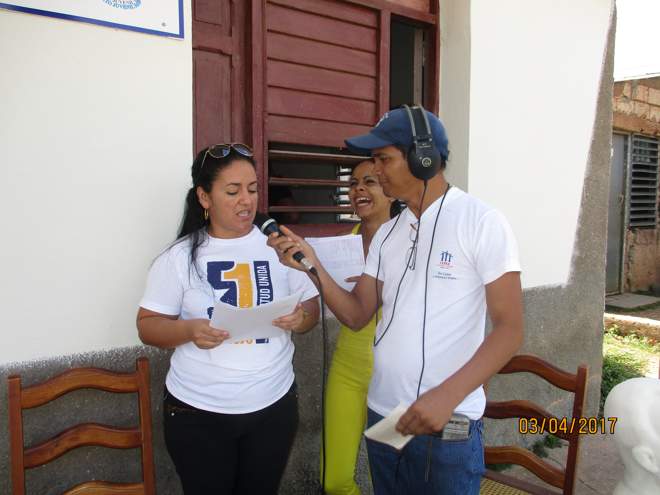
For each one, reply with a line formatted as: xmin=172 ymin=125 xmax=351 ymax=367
xmin=209 ymin=291 xmax=303 ymax=342
xmin=363 ymin=403 xmax=414 ymax=450
xmin=305 ymin=234 xmax=364 ymax=291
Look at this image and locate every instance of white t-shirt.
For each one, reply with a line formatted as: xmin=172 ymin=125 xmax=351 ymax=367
xmin=364 ymin=187 xmax=520 ymax=419
xmin=140 ymin=227 xmax=318 ymax=414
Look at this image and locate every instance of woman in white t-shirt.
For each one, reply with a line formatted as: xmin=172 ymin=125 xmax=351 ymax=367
xmin=137 ymin=144 xmax=319 ymax=495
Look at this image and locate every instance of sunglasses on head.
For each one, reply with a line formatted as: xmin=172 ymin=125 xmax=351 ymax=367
xmin=200 ymin=143 xmax=253 ymax=170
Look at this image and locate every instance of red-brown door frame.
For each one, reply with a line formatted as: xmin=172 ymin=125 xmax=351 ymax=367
xmin=249 ymin=0 xmax=268 ymax=213
xmin=192 ymin=0 xmax=249 ymax=153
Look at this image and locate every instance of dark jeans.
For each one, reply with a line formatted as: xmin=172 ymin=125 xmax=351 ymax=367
xmin=163 ymin=384 xmax=299 ymax=495
xmin=366 ymin=408 xmax=485 ymax=495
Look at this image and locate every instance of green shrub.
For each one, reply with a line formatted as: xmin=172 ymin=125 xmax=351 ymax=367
xmin=531 ymin=439 xmax=549 ymax=458
xmin=529 ymin=435 xmax=562 ymax=459
xmin=543 ymin=434 xmax=561 ymax=449
xmin=599 ymin=351 xmax=645 ymax=416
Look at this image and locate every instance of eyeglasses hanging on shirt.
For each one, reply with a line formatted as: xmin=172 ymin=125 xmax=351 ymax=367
xmin=406 ymin=221 xmax=420 ymax=271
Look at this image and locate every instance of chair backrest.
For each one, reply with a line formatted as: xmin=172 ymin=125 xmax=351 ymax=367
xmin=482 ymin=354 xmax=588 ymax=495
xmin=8 ymin=357 xmax=155 ymax=495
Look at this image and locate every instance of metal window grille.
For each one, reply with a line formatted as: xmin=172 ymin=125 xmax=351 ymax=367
xmin=267 ymin=144 xmax=364 ymax=225
xmin=628 ymin=135 xmax=659 ymax=228
xmin=336 ymin=165 xmax=358 ymax=222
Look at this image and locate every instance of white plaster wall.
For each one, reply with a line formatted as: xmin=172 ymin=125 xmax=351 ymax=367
xmin=468 ymin=0 xmax=614 ymax=288
xmin=0 ymin=5 xmax=192 ymax=363
xmin=438 ymin=0 xmax=470 ymax=191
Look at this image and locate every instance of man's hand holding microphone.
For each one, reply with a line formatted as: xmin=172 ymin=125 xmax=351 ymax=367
xmin=256 ymin=213 xmax=320 ymax=275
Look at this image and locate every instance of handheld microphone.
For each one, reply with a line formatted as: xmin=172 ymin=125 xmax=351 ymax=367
xmin=254 ymin=213 xmax=316 ymax=273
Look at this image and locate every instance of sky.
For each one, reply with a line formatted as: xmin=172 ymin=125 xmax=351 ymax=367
xmin=614 ymin=0 xmax=660 ymax=79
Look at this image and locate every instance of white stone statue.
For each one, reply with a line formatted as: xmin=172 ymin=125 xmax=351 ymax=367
xmin=604 ymin=377 xmax=660 ymax=495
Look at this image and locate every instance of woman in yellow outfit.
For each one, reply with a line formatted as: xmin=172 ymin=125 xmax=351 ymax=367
xmin=322 ymin=160 xmax=395 ymax=495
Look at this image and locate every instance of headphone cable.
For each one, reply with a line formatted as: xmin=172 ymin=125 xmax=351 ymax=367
xmin=374 ymin=181 xmax=428 ymax=346
xmin=416 ymin=182 xmax=451 ymax=398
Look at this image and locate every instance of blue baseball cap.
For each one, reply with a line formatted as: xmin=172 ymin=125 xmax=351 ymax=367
xmin=345 ymin=107 xmax=449 ymax=160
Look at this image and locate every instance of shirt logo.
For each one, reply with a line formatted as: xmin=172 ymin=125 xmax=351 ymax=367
xmin=433 ymin=250 xmax=457 ymax=281
xmin=205 ymin=261 xmax=274 ymax=344
xmin=438 ymin=250 xmax=453 ymax=268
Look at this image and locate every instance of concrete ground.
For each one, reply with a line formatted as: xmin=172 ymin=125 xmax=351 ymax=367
xmin=575 ymin=435 xmax=625 ymax=495
xmin=605 ymin=293 xmax=660 ymax=310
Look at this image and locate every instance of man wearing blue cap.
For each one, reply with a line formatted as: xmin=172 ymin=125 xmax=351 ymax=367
xmin=269 ymin=106 xmax=523 ymax=494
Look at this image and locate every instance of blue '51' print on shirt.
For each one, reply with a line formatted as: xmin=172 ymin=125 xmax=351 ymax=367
xmin=205 ymin=261 xmax=274 ymax=344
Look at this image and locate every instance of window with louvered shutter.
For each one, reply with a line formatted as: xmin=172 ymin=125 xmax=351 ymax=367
xmin=629 ymin=135 xmax=659 ymax=228
xmin=262 ymin=1 xmax=436 ymax=232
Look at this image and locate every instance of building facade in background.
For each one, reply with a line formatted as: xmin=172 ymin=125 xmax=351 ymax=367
xmin=608 ymin=75 xmax=660 ymax=294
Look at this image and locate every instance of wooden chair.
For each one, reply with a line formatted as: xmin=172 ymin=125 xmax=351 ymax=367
xmin=480 ymin=355 xmax=588 ymax=495
xmin=8 ymin=357 xmax=155 ymax=495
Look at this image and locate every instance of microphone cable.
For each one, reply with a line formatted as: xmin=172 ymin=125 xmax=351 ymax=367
xmin=305 ymin=267 xmax=328 ymax=494
xmin=257 ymin=214 xmax=327 ymax=492
xmin=295 ymin=263 xmax=327 ymax=495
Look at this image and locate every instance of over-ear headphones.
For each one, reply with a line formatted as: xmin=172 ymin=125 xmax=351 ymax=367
xmin=402 ymin=104 xmax=441 ymax=181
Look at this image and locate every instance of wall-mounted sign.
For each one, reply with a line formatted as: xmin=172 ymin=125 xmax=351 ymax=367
xmin=0 ymin=0 xmax=184 ymax=39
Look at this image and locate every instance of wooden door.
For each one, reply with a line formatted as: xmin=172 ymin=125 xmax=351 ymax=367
xmin=606 ymin=134 xmax=627 ymax=294
xmin=192 ymin=0 xmax=248 ymax=154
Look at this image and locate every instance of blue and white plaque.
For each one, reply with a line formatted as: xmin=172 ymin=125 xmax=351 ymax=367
xmin=0 ymin=0 xmax=184 ymax=39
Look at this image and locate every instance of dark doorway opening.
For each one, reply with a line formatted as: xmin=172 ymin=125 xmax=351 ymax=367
xmin=390 ymin=18 xmax=428 ymax=109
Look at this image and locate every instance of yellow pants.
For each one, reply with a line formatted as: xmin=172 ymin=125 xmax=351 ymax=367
xmin=321 ymin=318 xmax=376 ymax=495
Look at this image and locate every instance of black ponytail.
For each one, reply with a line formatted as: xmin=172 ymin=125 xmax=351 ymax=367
xmin=178 ymin=187 xmax=207 ymax=239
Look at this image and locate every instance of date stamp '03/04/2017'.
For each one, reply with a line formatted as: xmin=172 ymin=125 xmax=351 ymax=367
xmin=518 ymin=417 xmax=618 ymax=435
